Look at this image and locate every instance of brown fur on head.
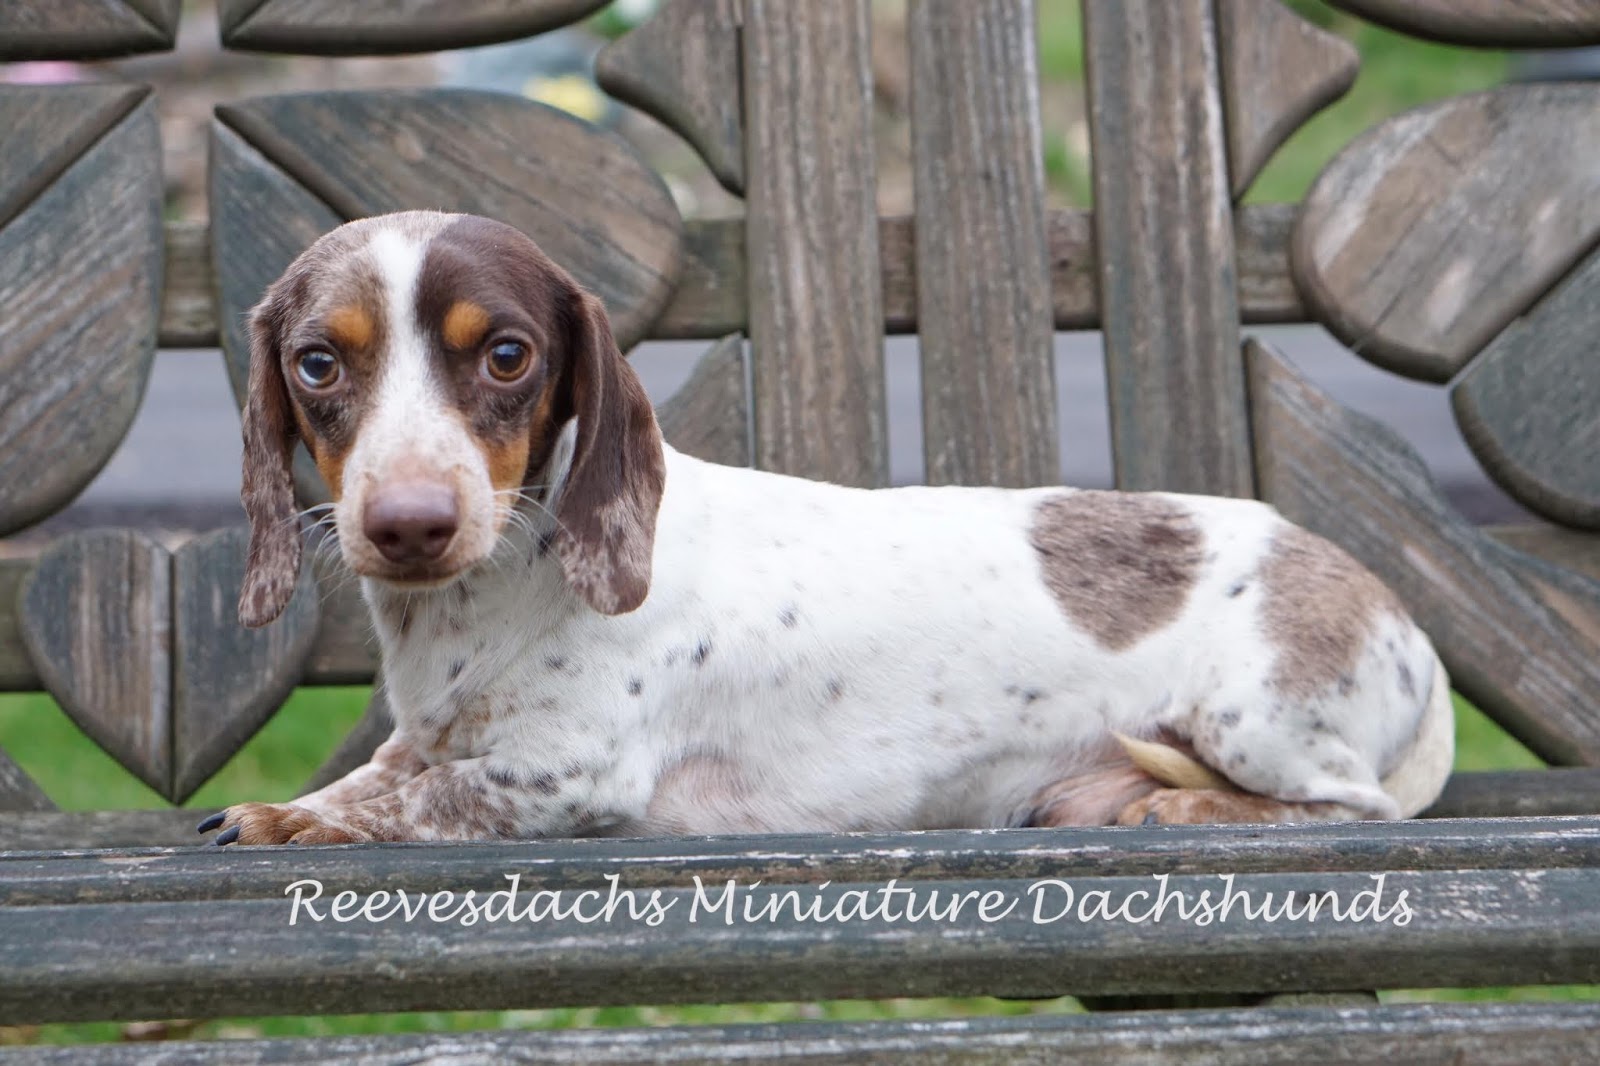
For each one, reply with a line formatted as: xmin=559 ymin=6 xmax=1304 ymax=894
xmin=236 ymin=211 xmax=665 ymax=627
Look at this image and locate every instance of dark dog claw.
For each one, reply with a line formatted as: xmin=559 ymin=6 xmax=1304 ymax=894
xmin=212 ymin=825 xmax=241 ymax=846
xmin=1142 ymin=812 xmax=1160 ymax=826
xmin=197 ymin=812 xmax=226 ymax=834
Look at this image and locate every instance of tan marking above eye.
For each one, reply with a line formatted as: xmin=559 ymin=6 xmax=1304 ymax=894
xmin=326 ymin=305 xmax=375 ymax=350
xmin=443 ymin=300 xmax=492 ymax=350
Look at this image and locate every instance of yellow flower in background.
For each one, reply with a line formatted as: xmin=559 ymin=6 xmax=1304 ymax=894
xmin=522 ymin=74 xmax=608 ymax=122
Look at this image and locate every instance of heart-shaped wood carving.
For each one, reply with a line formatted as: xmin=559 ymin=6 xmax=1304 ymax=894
xmin=18 ymin=527 xmax=320 ymax=803
xmin=0 ymin=85 xmax=164 ymax=537
xmin=171 ymin=527 xmax=320 ymax=802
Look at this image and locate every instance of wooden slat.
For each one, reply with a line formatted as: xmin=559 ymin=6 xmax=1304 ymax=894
xmin=908 ymin=0 xmax=1057 ymax=488
xmin=4 ymin=817 xmax=1599 ymax=904
xmin=0 ymin=84 xmax=146 ymax=232
xmin=1293 ymin=83 xmax=1600 ymax=383
xmin=220 ymin=0 xmax=607 ymax=55
xmin=0 ymin=748 xmax=52 ymax=814
xmin=1326 ymin=0 xmax=1600 ymax=47
xmin=215 ymin=90 xmax=684 ymax=352
xmin=208 ymin=118 xmax=344 ymax=506
xmin=654 ymin=333 xmax=752 ymax=467
xmin=3 ymin=864 xmax=1599 ymax=1021
xmin=6 ymin=1004 xmax=1600 ymax=1066
xmin=17 ymin=531 xmax=172 ymax=798
xmin=157 ymin=220 xmax=215 ymax=349
xmin=0 ymin=95 xmax=163 ymax=536
xmin=171 ymin=528 xmax=321 ymax=804
xmin=1248 ymin=339 xmax=1600 ymax=767
xmin=595 ymin=0 xmax=744 ymax=195
xmin=155 ymin=207 xmax=1306 ymax=348
xmin=1082 ymin=0 xmax=1254 ymax=497
xmin=1453 ymin=245 xmax=1600 ymax=530
xmin=0 ymin=0 xmax=178 ymax=60
xmin=1427 ymin=771 xmax=1600 ymax=820
xmin=1487 ymin=524 xmax=1600 ymax=585
xmin=1216 ymin=0 xmax=1358 ymax=200
xmin=742 ymin=0 xmax=887 ymax=487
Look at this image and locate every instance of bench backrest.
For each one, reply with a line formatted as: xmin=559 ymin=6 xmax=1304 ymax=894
xmin=0 ymin=0 xmax=1597 ymax=840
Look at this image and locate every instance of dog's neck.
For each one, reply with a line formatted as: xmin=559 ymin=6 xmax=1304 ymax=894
xmin=362 ymin=419 xmax=583 ymax=659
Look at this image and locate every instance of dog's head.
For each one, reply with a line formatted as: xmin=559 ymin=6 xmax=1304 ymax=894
xmin=237 ymin=211 xmax=665 ymax=627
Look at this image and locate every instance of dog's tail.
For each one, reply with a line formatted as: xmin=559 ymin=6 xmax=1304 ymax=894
xmin=1379 ymin=655 xmax=1455 ymax=818
xmin=1114 ymin=655 xmax=1456 ymax=817
xmin=1112 ymin=731 xmax=1228 ymax=791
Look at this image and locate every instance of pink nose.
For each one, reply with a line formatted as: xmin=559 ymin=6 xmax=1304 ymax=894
xmin=363 ymin=483 xmax=460 ymax=565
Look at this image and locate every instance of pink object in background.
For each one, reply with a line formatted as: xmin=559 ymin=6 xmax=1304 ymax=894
xmin=0 ymin=61 xmax=86 ymax=85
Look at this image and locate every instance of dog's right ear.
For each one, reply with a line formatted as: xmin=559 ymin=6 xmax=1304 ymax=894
xmin=237 ymin=292 xmax=303 ymax=628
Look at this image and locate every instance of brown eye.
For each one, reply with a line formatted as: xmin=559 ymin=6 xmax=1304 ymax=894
xmin=484 ymin=340 xmax=531 ymax=382
xmin=296 ymin=350 xmax=340 ymax=389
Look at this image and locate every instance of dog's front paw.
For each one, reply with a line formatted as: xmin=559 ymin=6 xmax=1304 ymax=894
xmin=197 ymin=803 xmax=371 ymax=846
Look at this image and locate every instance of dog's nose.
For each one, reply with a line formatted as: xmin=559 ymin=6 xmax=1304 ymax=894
xmin=363 ymin=483 xmax=460 ymax=565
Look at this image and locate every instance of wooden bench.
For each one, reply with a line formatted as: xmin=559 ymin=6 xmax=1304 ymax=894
xmin=2 ymin=0 xmax=1600 ymax=1059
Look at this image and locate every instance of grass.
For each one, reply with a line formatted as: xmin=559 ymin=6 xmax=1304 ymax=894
xmin=0 ymin=0 xmax=1583 ymax=1048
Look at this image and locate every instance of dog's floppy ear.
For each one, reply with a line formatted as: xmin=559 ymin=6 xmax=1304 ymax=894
xmin=550 ymin=290 xmax=666 ymax=615
xmin=237 ymin=292 xmax=303 ymax=628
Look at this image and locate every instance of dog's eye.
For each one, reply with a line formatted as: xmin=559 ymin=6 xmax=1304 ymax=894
xmin=484 ymin=340 xmax=531 ymax=382
xmin=296 ymin=350 xmax=340 ymax=389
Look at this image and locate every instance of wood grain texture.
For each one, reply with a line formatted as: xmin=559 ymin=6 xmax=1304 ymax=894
xmin=1082 ymin=0 xmax=1253 ymax=497
xmin=0 ymin=84 xmax=146 ymax=231
xmin=221 ymin=0 xmax=606 ymax=54
xmin=6 ymin=817 xmax=1600 ymax=904
xmin=654 ymin=333 xmax=751 ymax=467
xmin=2 ymin=865 xmax=1598 ymax=1021
xmin=1326 ymin=0 xmax=1600 ymax=47
xmin=595 ymin=0 xmax=744 ymax=195
xmin=0 ymin=97 xmax=163 ymax=536
xmin=171 ymin=527 xmax=320 ymax=804
xmin=5 ymin=1004 xmax=1600 ymax=1065
xmin=156 ymin=207 xmax=1306 ymax=346
xmin=0 ymin=747 xmax=53 ymax=813
xmin=1294 ymin=84 xmax=1600 ymax=383
xmin=298 ymin=682 xmax=391 ymax=796
xmin=1453 ymin=246 xmax=1600 ymax=530
xmin=1488 ymin=524 xmax=1600 ymax=585
xmin=1427 ymin=770 xmax=1600 ymax=820
xmin=158 ymin=219 xmax=215 ymax=349
xmin=1248 ymin=339 xmax=1600 ymax=766
xmin=208 ymin=119 xmax=342 ymax=507
xmin=909 ymin=0 xmax=1057 ymax=488
xmin=0 ymin=0 xmax=178 ymax=59
xmin=1217 ymin=0 xmax=1358 ymax=200
xmin=16 ymin=531 xmax=172 ymax=797
xmin=216 ymin=90 xmax=684 ymax=351
xmin=743 ymin=0 xmax=887 ymax=487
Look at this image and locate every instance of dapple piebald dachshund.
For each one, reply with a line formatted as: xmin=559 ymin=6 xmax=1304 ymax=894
xmin=199 ymin=211 xmax=1453 ymax=846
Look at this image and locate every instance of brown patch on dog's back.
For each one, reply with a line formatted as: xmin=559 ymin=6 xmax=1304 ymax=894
xmin=1258 ymin=526 xmax=1403 ymax=699
xmin=442 ymin=300 xmax=491 ymax=350
xmin=1030 ymin=492 xmax=1205 ymax=651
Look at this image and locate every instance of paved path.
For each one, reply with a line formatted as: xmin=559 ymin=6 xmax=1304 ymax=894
xmin=58 ymin=326 xmax=1525 ymax=532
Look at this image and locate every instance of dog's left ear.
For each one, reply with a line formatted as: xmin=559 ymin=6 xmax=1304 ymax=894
xmin=551 ymin=290 xmax=666 ymax=615
xmin=237 ymin=291 xmax=304 ymax=628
